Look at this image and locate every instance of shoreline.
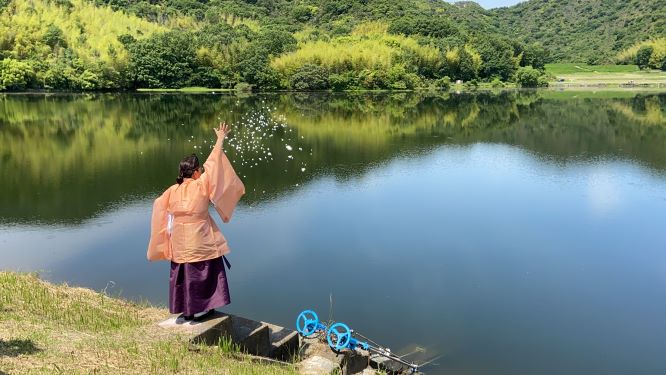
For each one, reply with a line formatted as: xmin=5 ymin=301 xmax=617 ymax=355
xmin=2 ymin=83 xmax=666 ymax=95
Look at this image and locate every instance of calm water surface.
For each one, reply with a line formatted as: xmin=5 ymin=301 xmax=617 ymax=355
xmin=2 ymin=91 xmax=666 ymax=374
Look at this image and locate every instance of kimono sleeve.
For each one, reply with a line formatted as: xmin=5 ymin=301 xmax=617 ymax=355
xmin=147 ymin=188 xmax=172 ymax=261
xmin=202 ymin=138 xmax=245 ymax=223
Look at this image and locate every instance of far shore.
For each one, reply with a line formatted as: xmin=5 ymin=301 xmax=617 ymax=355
xmin=3 ymin=85 xmax=666 ymax=95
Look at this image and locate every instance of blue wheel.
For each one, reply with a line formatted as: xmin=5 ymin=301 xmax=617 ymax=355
xmin=296 ymin=310 xmax=320 ymax=337
xmin=326 ymin=322 xmax=352 ymax=351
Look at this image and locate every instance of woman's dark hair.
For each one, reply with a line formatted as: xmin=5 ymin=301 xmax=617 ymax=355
xmin=176 ymin=154 xmax=200 ymax=184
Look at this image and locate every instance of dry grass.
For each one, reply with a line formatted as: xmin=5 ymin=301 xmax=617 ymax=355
xmin=0 ymin=272 xmax=297 ymax=375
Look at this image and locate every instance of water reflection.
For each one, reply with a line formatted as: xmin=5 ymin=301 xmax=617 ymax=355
xmin=1 ymin=91 xmax=665 ymax=225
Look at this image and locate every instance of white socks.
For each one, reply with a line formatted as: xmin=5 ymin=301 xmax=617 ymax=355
xmin=193 ymin=309 xmax=212 ymax=318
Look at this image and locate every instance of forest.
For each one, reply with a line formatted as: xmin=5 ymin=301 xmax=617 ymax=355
xmin=0 ymin=0 xmax=663 ymax=91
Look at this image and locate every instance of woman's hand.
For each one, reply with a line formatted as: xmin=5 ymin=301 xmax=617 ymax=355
xmin=214 ymin=122 xmax=231 ymax=141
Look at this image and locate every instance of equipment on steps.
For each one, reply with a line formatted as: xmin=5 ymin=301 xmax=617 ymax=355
xmin=296 ymin=309 xmax=423 ymax=373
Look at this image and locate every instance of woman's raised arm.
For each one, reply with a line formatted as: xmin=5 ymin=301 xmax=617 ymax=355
xmin=201 ymin=122 xmax=245 ymax=223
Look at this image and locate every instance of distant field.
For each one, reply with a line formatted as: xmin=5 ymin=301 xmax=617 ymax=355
xmin=545 ymin=64 xmax=640 ymax=74
xmin=544 ymin=63 xmax=665 ymax=87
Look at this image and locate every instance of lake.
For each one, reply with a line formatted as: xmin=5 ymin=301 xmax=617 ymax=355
xmin=1 ymin=90 xmax=666 ymax=374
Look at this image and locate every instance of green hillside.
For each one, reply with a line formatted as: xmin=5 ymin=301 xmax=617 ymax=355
xmin=488 ymin=0 xmax=666 ymax=64
xmin=0 ymin=0 xmax=663 ymax=91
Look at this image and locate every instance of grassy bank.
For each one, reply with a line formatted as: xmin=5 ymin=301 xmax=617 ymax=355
xmin=0 ymin=272 xmax=297 ymax=375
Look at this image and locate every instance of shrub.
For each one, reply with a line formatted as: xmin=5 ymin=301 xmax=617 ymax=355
xmin=490 ymin=77 xmax=504 ymax=88
xmin=290 ymin=64 xmax=329 ymax=90
xmin=437 ymin=76 xmax=451 ymax=90
xmin=402 ymin=73 xmax=422 ymax=89
xmin=328 ymin=72 xmax=357 ymax=91
xmin=515 ymin=66 xmax=547 ymax=87
xmin=78 ymin=69 xmax=101 ymax=90
xmin=0 ymin=59 xmax=34 ymax=91
xmin=234 ymin=82 xmax=252 ymax=92
xmin=537 ymin=75 xmax=549 ymax=87
xmin=464 ymin=79 xmax=479 ymax=90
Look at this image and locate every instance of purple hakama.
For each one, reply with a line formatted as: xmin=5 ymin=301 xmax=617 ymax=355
xmin=169 ymin=256 xmax=231 ymax=315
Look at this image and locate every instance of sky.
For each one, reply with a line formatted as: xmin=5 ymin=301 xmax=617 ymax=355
xmin=446 ymin=0 xmax=524 ymax=9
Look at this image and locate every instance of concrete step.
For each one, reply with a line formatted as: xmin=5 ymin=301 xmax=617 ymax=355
xmin=266 ymin=322 xmax=300 ymax=361
xmin=157 ymin=312 xmax=232 ymax=345
xmin=229 ymin=314 xmax=271 ymax=357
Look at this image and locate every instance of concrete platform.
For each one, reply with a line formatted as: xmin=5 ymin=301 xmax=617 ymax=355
xmin=157 ymin=312 xmax=232 ymax=345
xmin=266 ymin=322 xmax=300 ymax=361
xmin=229 ymin=314 xmax=271 ymax=356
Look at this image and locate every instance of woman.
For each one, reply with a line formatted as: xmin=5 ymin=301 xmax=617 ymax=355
xmin=147 ymin=122 xmax=245 ymax=321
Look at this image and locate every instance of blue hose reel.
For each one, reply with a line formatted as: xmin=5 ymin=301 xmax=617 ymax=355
xmin=326 ymin=322 xmax=369 ymax=351
xmin=296 ymin=309 xmax=418 ymax=372
xmin=296 ymin=310 xmax=327 ymax=337
xmin=296 ymin=310 xmax=367 ymax=351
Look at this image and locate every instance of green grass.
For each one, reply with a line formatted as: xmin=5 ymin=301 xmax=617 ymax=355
xmin=0 ymin=272 xmax=297 ymax=375
xmin=545 ymin=63 xmax=666 ymax=87
xmin=545 ymin=63 xmax=640 ymax=74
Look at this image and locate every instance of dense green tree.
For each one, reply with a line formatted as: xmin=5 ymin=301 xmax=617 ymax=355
xmin=42 ymin=24 xmax=67 ymax=49
xmin=475 ymin=36 xmax=517 ymax=80
xmin=636 ymin=45 xmax=654 ymax=70
xmin=520 ymin=43 xmax=548 ymax=70
xmin=442 ymin=47 xmax=479 ymax=82
xmin=234 ymin=46 xmax=280 ymax=90
xmin=255 ymin=27 xmax=297 ymax=56
xmin=126 ymin=31 xmax=198 ymax=88
xmin=41 ymin=55 xmax=80 ymax=90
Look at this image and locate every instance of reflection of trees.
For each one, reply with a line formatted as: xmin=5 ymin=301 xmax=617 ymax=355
xmin=1 ymin=92 xmax=665 ymax=225
xmin=0 ymin=94 xmax=230 ymax=224
xmin=610 ymin=95 xmax=666 ymax=126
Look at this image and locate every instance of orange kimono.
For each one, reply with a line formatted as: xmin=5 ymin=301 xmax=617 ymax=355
xmin=147 ymin=138 xmax=245 ymax=263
